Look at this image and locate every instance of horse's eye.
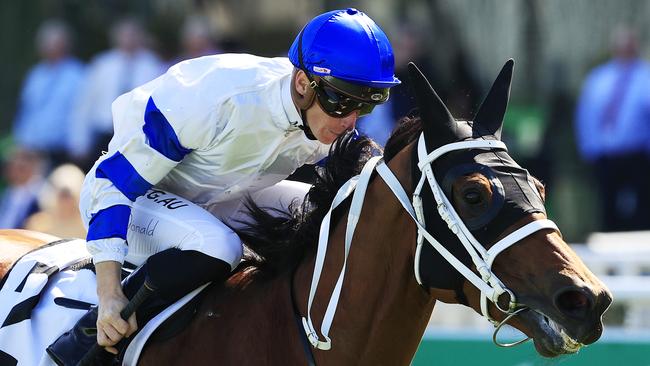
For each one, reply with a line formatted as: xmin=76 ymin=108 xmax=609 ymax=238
xmin=464 ymin=190 xmax=482 ymax=205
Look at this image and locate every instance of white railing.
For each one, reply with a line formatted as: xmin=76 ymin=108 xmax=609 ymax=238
xmin=428 ymin=231 xmax=650 ymax=330
xmin=572 ymin=231 xmax=650 ymax=329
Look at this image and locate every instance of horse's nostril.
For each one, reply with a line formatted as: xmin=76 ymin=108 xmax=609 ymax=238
xmin=555 ymin=288 xmax=593 ymax=319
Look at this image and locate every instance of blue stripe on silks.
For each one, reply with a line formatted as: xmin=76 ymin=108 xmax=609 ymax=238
xmin=96 ymin=152 xmax=152 ymax=201
xmin=143 ymin=97 xmax=192 ymax=162
xmin=87 ymin=205 xmax=131 ymax=241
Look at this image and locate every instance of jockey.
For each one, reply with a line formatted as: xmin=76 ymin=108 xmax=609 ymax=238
xmin=47 ymin=8 xmax=400 ymax=364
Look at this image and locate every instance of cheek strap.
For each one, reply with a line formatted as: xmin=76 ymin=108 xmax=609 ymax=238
xmin=300 ymin=114 xmax=317 ymax=140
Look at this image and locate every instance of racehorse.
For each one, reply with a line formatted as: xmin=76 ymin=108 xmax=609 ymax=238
xmin=0 ymin=61 xmax=611 ymax=365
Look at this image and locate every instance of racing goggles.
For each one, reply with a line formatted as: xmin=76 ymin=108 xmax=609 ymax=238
xmin=309 ymin=75 xmax=390 ymax=118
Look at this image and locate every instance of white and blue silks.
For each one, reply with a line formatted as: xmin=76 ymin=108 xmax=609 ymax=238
xmin=81 ymin=54 xmax=330 ymax=265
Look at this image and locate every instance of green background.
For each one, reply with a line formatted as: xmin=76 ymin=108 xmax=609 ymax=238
xmin=413 ymin=334 xmax=650 ymax=366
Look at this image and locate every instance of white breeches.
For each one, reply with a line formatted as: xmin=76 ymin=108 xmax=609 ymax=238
xmin=100 ymin=180 xmax=310 ymax=270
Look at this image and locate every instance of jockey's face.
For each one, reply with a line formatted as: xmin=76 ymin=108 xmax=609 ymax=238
xmin=293 ymin=70 xmax=359 ymax=144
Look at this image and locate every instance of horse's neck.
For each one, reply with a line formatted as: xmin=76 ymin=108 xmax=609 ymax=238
xmin=294 ymin=148 xmax=436 ymax=365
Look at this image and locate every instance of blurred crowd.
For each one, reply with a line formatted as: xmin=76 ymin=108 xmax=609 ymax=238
xmin=1 ymin=15 xmax=221 ymax=239
xmin=2 ymin=14 xmax=649 ymax=240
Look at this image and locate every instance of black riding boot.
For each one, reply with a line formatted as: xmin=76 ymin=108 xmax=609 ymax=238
xmin=46 ymin=248 xmax=232 ymax=366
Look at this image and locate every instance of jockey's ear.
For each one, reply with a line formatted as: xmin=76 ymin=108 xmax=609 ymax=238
xmin=472 ymin=59 xmax=514 ymax=140
xmin=407 ymin=62 xmax=460 ymax=152
xmin=291 ymin=69 xmax=316 ymax=111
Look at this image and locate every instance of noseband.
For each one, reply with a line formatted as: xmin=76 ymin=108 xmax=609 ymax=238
xmin=301 ymin=133 xmax=559 ymax=351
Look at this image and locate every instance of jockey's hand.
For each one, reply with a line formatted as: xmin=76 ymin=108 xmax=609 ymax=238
xmin=95 ymin=261 xmax=138 ymax=354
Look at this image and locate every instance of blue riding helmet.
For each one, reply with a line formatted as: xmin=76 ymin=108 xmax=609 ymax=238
xmin=288 ymin=8 xmax=401 ymax=89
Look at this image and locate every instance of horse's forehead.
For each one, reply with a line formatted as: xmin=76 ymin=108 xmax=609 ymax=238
xmin=451 ymin=120 xmax=499 ymax=141
xmin=456 ymin=120 xmax=474 ymax=139
xmin=423 ymin=119 xmax=474 ymax=140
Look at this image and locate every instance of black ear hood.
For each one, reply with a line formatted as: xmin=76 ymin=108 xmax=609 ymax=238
xmin=408 ymin=63 xmax=463 ymax=151
xmin=408 ymin=60 xmax=545 ymax=290
xmin=472 ymin=59 xmax=514 ymax=139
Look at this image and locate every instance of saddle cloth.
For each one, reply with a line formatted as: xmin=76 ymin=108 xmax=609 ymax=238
xmin=0 ymin=240 xmax=208 ymax=366
xmin=0 ymin=239 xmax=95 ymax=365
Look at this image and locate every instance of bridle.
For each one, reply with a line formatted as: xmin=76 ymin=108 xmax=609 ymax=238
xmin=301 ymin=132 xmax=559 ymax=351
xmin=406 ymin=134 xmax=558 ymax=345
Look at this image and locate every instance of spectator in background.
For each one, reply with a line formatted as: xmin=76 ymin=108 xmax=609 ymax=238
xmin=390 ymin=23 xmax=441 ymax=121
xmin=70 ymin=17 xmax=164 ymax=170
xmin=163 ymin=15 xmax=222 ymax=70
xmin=25 ymin=164 xmax=86 ymax=238
xmin=12 ymin=19 xmax=85 ymax=167
xmin=0 ymin=149 xmax=46 ymax=229
xmin=575 ymin=26 xmax=650 ymax=232
xmin=178 ymin=15 xmax=221 ymax=61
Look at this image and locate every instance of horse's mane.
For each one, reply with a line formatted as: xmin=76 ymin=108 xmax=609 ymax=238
xmin=234 ymin=117 xmax=422 ymax=278
xmin=384 ymin=116 xmax=422 ymax=162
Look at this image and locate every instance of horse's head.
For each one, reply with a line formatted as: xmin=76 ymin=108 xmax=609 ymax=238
xmin=407 ymin=60 xmax=612 ymax=357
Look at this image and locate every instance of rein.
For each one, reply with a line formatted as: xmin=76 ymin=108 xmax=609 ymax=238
xmin=301 ymin=133 xmax=559 ymax=351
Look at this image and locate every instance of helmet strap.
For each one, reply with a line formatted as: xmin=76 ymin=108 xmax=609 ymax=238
xmin=293 ymin=30 xmax=318 ymax=140
xmin=290 ymin=69 xmax=317 ymax=140
xmin=300 ymin=111 xmax=317 ymax=140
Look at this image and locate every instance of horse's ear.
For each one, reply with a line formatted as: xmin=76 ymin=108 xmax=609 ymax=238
xmin=473 ymin=59 xmax=514 ymax=140
xmin=408 ymin=62 xmax=460 ymax=150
